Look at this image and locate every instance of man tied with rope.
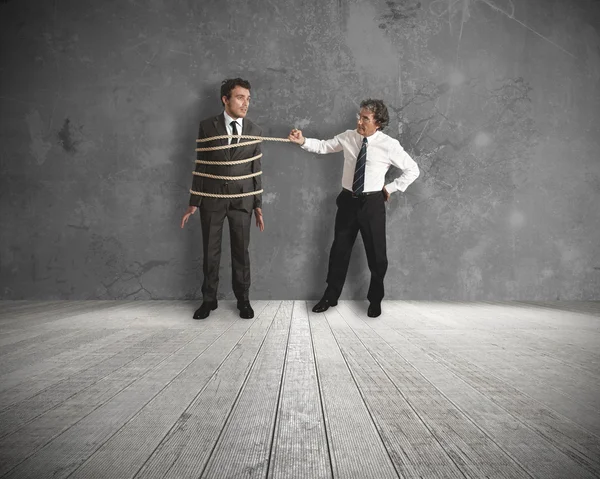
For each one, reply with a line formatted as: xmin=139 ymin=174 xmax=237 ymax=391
xmin=181 ymin=78 xmax=264 ymax=320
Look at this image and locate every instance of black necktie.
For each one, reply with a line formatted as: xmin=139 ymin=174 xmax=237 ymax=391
xmin=352 ymin=137 xmax=368 ymax=194
xmin=230 ymin=121 xmax=239 ymax=144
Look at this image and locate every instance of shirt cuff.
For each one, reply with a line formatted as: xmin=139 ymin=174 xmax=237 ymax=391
xmin=300 ymin=138 xmax=313 ymax=151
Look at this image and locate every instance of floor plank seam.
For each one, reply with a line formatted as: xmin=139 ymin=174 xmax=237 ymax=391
xmin=266 ymin=301 xmax=294 ymax=478
xmin=307 ymin=301 xmax=336 ymax=479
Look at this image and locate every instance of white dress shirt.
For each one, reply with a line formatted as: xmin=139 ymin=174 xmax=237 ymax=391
xmin=224 ymin=110 xmax=243 ymax=145
xmin=301 ymin=129 xmax=419 ymax=194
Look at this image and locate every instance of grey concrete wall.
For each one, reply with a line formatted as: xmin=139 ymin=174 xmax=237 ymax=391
xmin=1 ymin=0 xmax=599 ymax=300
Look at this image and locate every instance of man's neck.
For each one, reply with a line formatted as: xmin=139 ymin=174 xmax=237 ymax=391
xmin=224 ymin=110 xmax=242 ymax=122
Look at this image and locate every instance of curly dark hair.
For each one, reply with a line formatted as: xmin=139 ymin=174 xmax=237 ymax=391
xmin=360 ymin=99 xmax=389 ymax=131
xmin=220 ymin=78 xmax=251 ymax=105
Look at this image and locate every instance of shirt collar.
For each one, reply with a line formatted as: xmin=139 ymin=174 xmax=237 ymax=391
xmin=224 ymin=110 xmax=243 ymax=130
xmin=357 ymin=129 xmax=381 ymax=142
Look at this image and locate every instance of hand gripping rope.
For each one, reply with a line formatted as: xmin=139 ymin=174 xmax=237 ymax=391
xmin=190 ymin=134 xmax=291 ymax=199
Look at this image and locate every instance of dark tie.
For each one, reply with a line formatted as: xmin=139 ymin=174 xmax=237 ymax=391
xmin=230 ymin=121 xmax=239 ymax=144
xmin=352 ymin=137 xmax=368 ymax=194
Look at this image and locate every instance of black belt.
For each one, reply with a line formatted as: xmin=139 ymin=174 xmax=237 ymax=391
xmin=343 ymin=188 xmax=382 ymax=198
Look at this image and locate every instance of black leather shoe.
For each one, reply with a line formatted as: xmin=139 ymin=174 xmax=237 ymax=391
xmin=312 ymin=298 xmax=338 ymax=313
xmin=193 ymin=301 xmax=217 ymax=320
xmin=237 ymin=301 xmax=254 ymax=319
xmin=367 ymin=302 xmax=381 ymax=318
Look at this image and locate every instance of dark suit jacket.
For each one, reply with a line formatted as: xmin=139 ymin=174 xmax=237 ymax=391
xmin=189 ymin=112 xmax=262 ymax=213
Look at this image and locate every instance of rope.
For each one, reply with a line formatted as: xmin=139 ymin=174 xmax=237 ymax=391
xmin=195 ymin=153 xmax=262 ymax=166
xmin=196 ymin=139 xmax=262 ymax=151
xmin=192 ymin=134 xmax=290 ymax=199
xmin=190 ymin=189 xmax=264 ymax=198
xmin=195 ymin=134 xmax=291 ymax=151
xmin=196 ymin=134 xmax=291 ymax=143
xmin=192 ymin=171 xmax=262 ymax=180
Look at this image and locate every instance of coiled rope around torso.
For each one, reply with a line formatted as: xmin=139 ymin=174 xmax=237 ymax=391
xmin=191 ymin=134 xmax=291 ymax=198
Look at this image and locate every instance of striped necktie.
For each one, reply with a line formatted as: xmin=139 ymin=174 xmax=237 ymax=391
xmin=352 ymin=137 xmax=368 ymax=194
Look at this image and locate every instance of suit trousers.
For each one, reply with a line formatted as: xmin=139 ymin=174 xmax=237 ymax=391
xmin=324 ymin=189 xmax=388 ymax=304
xmin=200 ymin=201 xmax=252 ymax=303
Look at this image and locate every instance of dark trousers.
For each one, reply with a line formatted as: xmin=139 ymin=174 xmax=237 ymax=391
xmin=324 ymin=189 xmax=388 ymax=304
xmin=200 ymin=202 xmax=252 ymax=303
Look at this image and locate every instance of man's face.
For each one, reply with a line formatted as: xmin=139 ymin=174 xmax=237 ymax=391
xmin=356 ymin=107 xmax=379 ymax=137
xmin=223 ymin=86 xmax=250 ymax=119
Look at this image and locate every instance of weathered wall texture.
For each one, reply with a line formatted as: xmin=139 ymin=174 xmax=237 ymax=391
xmin=1 ymin=0 xmax=599 ymax=300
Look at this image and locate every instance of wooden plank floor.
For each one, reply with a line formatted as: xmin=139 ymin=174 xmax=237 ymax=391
xmin=0 ymin=300 xmax=599 ymax=479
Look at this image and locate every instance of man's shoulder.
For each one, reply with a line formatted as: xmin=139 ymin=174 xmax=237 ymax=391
xmin=244 ymin=117 xmax=262 ymax=133
xmin=336 ymin=129 xmax=357 ymax=140
xmin=198 ymin=115 xmax=221 ymax=137
xmin=377 ymin=130 xmax=400 ymax=147
xmin=199 ymin=114 xmax=222 ymax=127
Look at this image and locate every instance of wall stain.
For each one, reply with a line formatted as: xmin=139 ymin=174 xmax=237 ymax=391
xmin=58 ymin=118 xmax=78 ymax=154
xmin=379 ymin=0 xmax=421 ymax=29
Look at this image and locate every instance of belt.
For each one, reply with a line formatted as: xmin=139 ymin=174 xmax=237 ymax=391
xmin=343 ymin=188 xmax=382 ymax=198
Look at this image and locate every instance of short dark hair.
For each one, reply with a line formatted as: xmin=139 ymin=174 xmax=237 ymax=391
xmin=360 ymin=99 xmax=389 ymax=130
xmin=221 ymin=78 xmax=251 ymax=105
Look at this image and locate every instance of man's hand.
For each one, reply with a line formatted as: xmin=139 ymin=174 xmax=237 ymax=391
xmin=383 ymin=187 xmax=390 ymax=202
xmin=181 ymin=205 xmax=197 ymax=228
xmin=254 ymin=207 xmax=264 ymax=231
xmin=288 ymin=129 xmax=305 ymax=145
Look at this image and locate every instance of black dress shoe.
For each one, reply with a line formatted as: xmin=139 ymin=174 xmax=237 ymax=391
xmin=367 ymin=302 xmax=381 ymax=318
xmin=237 ymin=301 xmax=254 ymax=319
xmin=312 ymin=298 xmax=338 ymax=313
xmin=193 ymin=301 xmax=217 ymax=320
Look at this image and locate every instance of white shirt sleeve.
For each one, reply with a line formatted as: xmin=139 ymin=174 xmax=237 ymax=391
xmin=385 ymin=141 xmax=420 ymax=194
xmin=301 ymin=135 xmax=343 ymax=154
